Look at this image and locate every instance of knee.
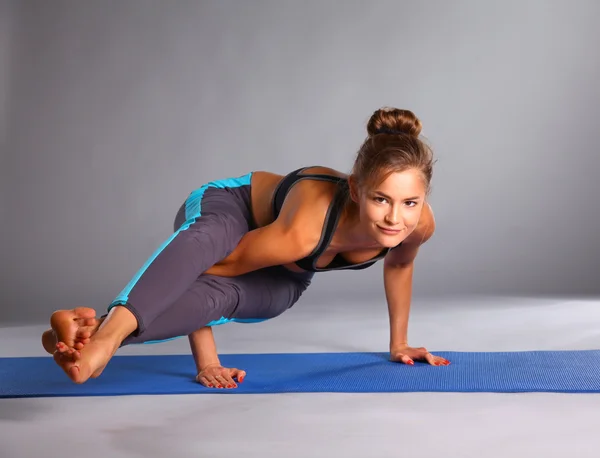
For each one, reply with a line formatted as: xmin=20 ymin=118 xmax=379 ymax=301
xmin=173 ymin=201 xmax=188 ymax=231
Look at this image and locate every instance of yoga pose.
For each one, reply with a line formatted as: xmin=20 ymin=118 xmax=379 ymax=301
xmin=41 ymin=107 xmax=450 ymax=389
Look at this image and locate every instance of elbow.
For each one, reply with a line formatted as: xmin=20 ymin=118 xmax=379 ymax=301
xmin=288 ymin=227 xmax=319 ymax=260
xmin=384 ymin=258 xmax=415 ymax=270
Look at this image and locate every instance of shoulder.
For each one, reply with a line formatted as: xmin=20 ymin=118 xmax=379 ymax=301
xmin=272 ymin=168 xmax=342 ymax=246
xmin=410 ymin=202 xmax=436 ymax=242
xmin=384 ymin=202 xmax=436 ymax=267
xmin=278 ymin=165 xmax=346 ymax=213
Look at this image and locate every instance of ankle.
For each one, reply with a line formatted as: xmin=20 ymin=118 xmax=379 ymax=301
xmin=95 ymin=305 xmax=139 ymax=343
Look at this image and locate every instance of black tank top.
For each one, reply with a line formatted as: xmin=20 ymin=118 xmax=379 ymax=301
xmin=271 ymin=166 xmax=398 ymax=272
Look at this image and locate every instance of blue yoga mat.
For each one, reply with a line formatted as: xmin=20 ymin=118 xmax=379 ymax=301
xmin=2 ymin=350 xmax=600 ymax=398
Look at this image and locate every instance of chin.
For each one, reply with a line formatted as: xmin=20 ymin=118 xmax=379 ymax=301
xmin=380 ymin=237 xmax=402 ymax=248
xmin=372 ymin=232 xmax=402 ymax=247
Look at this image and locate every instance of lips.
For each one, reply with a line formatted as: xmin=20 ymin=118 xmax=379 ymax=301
xmin=377 ymin=226 xmax=403 ymax=235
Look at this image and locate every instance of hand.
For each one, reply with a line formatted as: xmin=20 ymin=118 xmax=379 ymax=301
xmin=196 ymin=364 xmax=246 ymax=389
xmin=390 ymin=345 xmax=450 ymax=366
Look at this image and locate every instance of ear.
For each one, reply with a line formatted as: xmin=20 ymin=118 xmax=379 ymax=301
xmin=347 ymin=175 xmax=360 ymax=203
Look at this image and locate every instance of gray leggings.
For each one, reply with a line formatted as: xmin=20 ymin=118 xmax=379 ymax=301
xmin=106 ymin=172 xmax=314 ymax=345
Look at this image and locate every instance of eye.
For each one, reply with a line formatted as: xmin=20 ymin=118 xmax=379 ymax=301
xmin=373 ymin=196 xmax=388 ymax=204
xmin=404 ymin=201 xmax=418 ymax=207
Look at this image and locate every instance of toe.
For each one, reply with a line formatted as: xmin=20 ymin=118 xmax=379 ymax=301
xmin=82 ymin=318 xmax=98 ymax=327
xmin=73 ymin=307 xmax=96 ymax=319
xmin=76 ymin=329 xmax=92 ymax=339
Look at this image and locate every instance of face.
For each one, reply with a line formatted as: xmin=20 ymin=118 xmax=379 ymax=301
xmin=351 ymin=168 xmax=427 ymax=247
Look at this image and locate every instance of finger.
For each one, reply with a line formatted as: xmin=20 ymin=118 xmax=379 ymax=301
xmin=208 ymin=374 xmax=223 ymax=388
xmin=430 ymin=355 xmax=450 ymax=366
xmin=204 ymin=374 xmax=219 ymax=388
xmin=424 ymin=352 xmax=437 ymax=366
xmin=214 ymin=374 xmax=229 ymax=388
xmin=399 ymin=353 xmax=414 ymax=365
xmin=436 ymin=356 xmax=450 ymax=366
xmin=425 ymin=354 xmax=450 ymax=366
xmin=221 ymin=371 xmax=237 ymax=389
xmin=225 ymin=375 xmax=237 ymax=388
xmin=196 ymin=375 xmax=213 ymax=388
xmin=233 ymin=369 xmax=246 ymax=383
xmin=215 ymin=370 xmax=235 ymax=388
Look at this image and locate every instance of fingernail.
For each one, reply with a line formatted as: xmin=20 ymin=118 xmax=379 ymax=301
xmin=408 ymin=360 xmax=414 ymax=365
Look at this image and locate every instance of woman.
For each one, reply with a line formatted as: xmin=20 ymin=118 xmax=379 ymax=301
xmin=42 ymin=107 xmax=450 ymax=389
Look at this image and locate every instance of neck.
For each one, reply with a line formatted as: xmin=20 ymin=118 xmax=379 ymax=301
xmin=332 ymin=198 xmax=380 ymax=250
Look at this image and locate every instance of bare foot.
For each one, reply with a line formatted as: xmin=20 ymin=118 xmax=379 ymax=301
xmin=47 ymin=307 xmax=101 ymax=354
xmin=53 ymin=304 xmax=139 ymax=383
xmin=44 ymin=307 xmax=106 ymax=378
xmin=66 ymin=335 xmax=120 ymax=384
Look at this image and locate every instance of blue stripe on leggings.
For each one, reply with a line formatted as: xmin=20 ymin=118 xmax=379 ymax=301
xmin=107 ymin=172 xmax=253 ymax=332
xmin=205 ymin=316 xmax=267 ymax=326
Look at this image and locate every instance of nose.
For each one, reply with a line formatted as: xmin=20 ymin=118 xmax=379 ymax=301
xmin=385 ymin=206 xmax=400 ymax=225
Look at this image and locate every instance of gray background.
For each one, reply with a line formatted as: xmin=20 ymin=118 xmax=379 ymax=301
xmin=2 ymin=0 xmax=599 ymax=324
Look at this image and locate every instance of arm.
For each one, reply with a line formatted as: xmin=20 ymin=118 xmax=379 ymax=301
xmin=188 ymin=326 xmax=247 ymax=388
xmin=188 ymin=326 xmax=220 ymax=374
xmin=383 ymin=259 xmax=415 ymax=352
xmin=208 ymin=222 xmax=315 ymax=277
xmin=206 ymin=183 xmax=327 ymax=277
xmin=383 ymin=204 xmax=436 ymax=354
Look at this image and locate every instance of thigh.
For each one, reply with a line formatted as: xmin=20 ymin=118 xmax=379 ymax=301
xmin=122 ymin=267 xmax=312 ymax=345
xmin=122 ymin=273 xmax=245 ymax=344
xmin=173 ymin=184 xmax=254 ymax=259
xmin=109 ymin=179 xmax=254 ymax=334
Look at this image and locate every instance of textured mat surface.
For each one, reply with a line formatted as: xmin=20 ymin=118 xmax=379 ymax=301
xmin=2 ymin=350 xmax=600 ymax=398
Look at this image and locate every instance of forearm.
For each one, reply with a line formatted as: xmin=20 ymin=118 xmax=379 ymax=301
xmin=188 ymin=326 xmax=221 ymax=373
xmin=383 ymin=261 xmax=415 ymax=351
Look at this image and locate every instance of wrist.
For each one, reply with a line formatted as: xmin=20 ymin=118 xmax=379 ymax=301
xmin=390 ymin=342 xmax=409 ymax=353
xmin=199 ymin=361 xmax=221 ymax=372
xmin=197 ymin=351 xmax=220 ymax=371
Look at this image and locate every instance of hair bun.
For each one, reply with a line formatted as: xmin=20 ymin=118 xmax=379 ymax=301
xmin=366 ymin=107 xmax=422 ymax=138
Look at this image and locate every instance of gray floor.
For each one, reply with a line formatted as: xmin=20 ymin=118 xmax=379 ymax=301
xmin=2 ymin=295 xmax=600 ymax=458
